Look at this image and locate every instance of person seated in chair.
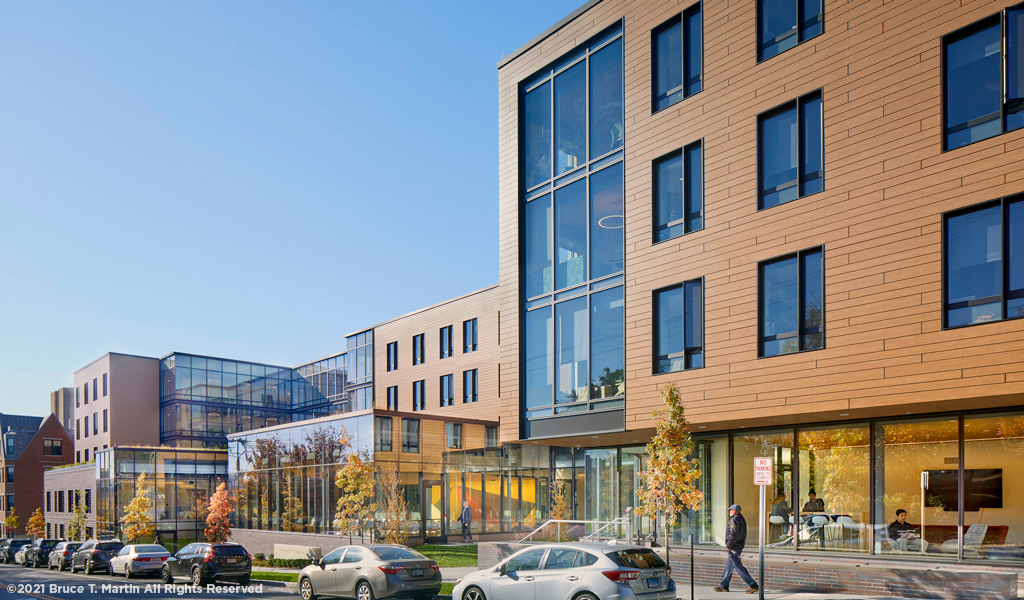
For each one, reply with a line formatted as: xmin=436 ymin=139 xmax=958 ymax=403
xmin=802 ymin=490 xmax=825 ymax=512
xmin=888 ymin=508 xmax=928 ymax=552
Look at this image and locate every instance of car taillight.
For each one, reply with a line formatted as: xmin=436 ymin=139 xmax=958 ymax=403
xmin=245 ymin=552 xmax=252 ymax=561
xmin=378 ymin=565 xmax=405 ymax=575
xmin=602 ymin=569 xmax=642 ymax=582
xmin=665 ymin=567 xmax=672 ymax=576
xmin=431 ymin=565 xmax=441 ymax=573
xmin=64 ymin=551 xmax=72 ymax=556
xmin=204 ymin=551 xmax=214 ymax=562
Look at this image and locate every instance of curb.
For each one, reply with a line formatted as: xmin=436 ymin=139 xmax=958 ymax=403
xmin=251 ymin=579 xmax=298 ymax=589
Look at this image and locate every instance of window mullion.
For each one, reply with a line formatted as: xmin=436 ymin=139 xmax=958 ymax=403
xmin=797 ymin=99 xmax=805 ymax=197
xmin=796 ymin=0 xmax=803 ymax=43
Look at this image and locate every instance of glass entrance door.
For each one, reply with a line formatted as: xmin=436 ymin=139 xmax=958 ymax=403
xmin=423 ymin=480 xmax=445 ymax=542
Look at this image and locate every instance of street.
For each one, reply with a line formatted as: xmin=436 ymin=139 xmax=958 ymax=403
xmin=0 ymin=564 xmax=295 ymax=600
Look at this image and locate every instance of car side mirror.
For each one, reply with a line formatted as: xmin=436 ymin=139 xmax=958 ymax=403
xmin=319 ymin=558 xmax=326 ymax=570
xmin=499 ymin=564 xmax=509 ymax=577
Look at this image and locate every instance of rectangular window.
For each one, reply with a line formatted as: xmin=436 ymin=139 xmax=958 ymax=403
xmin=5 ymin=436 xmax=13 ymax=456
xmin=102 ymin=409 xmax=108 ymax=433
xmin=463 ymin=318 xmax=478 ymax=353
xmin=652 ymin=4 xmax=702 ymax=112
xmin=759 ymin=247 xmax=824 ymax=357
xmin=387 ymin=386 xmax=398 ymax=411
xmin=402 ymin=419 xmax=420 ymax=453
xmin=589 ymin=286 xmax=625 ymax=400
xmin=84 ymin=416 xmax=89 ymax=438
xmin=93 ymin=412 xmax=98 ymax=435
xmin=463 ymin=369 xmax=479 ymax=403
xmin=103 ymin=373 xmax=108 ymax=396
xmin=412 ymin=334 xmax=425 ymax=365
xmin=486 ymin=425 xmax=498 ymax=447
xmin=386 ymin=342 xmax=398 ymax=372
xmin=412 ymin=380 xmax=425 ymax=412
xmin=85 ymin=489 xmax=91 ymax=513
xmin=758 ymin=0 xmax=823 ymax=61
xmin=943 ymin=6 xmax=1024 ymax=151
xmin=654 ymin=141 xmax=703 ymax=242
xmin=374 ymin=416 xmax=393 ymax=452
xmin=76 ymin=419 xmax=81 ymax=440
xmin=43 ymin=439 xmax=62 ymax=456
xmin=5 ymin=466 xmax=12 ymax=483
xmin=84 ymin=449 xmax=89 ymax=461
xmin=944 ymin=195 xmax=1024 ymax=326
xmin=446 ymin=422 xmax=463 ymax=449
xmin=440 ymin=325 xmax=453 ymax=358
xmin=6 ymin=495 xmax=13 ymax=512
xmin=759 ymin=90 xmax=822 ymax=209
xmin=92 ymin=378 xmax=97 ymax=402
xmin=654 ymin=278 xmax=704 ymax=373
xmin=440 ymin=374 xmax=454 ymax=407
xmin=57 ymin=491 xmax=64 ymax=513
xmin=46 ymin=492 xmax=51 ymax=512
xmin=84 ymin=381 xmax=89 ymax=404
xmin=75 ymin=386 xmax=80 ymax=408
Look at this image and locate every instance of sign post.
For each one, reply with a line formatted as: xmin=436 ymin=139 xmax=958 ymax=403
xmin=754 ymin=457 xmax=773 ymax=600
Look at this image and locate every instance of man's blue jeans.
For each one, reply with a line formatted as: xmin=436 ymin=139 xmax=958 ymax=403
xmin=462 ymin=523 xmax=472 ymax=542
xmin=721 ymin=549 xmax=756 ymax=589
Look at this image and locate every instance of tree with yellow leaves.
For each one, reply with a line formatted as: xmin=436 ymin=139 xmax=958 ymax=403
xmin=120 ymin=473 xmax=154 ymax=543
xmin=26 ymin=508 xmax=45 ymax=539
xmin=334 ymin=450 xmax=376 ymax=541
xmin=4 ymin=508 xmax=18 ymax=536
xmin=377 ymin=464 xmax=410 ymax=545
xmin=205 ymin=482 xmax=235 ymax=543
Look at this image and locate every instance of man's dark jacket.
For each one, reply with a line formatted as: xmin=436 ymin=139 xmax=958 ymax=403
xmin=725 ymin=512 xmax=747 ymax=552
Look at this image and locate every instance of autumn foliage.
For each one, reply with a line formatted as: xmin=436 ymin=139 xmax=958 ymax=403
xmin=334 ymin=450 xmax=376 ymax=536
xmin=205 ymin=482 xmax=235 ymax=543
xmin=121 ymin=473 xmax=154 ymax=543
xmin=377 ymin=464 xmax=410 ymax=545
xmin=27 ymin=508 xmax=45 ymax=539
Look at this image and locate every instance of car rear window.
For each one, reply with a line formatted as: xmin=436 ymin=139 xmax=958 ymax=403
xmin=11 ymin=540 xmax=30 ymax=547
xmin=212 ymin=546 xmax=247 ymax=556
xmin=40 ymin=541 xmax=58 ymax=549
xmin=66 ymin=543 xmax=82 ymax=551
xmin=609 ymin=549 xmax=666 ymax=569
xmin=97 ymin=543 xmax=123 ymax=551
xmin=372 ymin=547 xmax=426 ymax=561
xmin=135 ymin=545 xmax=166 ymax=553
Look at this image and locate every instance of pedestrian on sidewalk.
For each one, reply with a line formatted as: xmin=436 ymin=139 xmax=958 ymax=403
xmin=715 ymin=504 xmax=759 ymax=594
xmin=457 ymin=501 xmax=473 ymax=543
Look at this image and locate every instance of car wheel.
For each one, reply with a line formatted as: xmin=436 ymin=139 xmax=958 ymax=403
xmin=70 ymin=561 xmax=77 ymax=573
xmin=299 ymin=578 xmax=317 ymax=600
xmin=161 ymin=566 xmax=173 ymax=584
xmin=573 ymin=594 xmax=598 ymax=600
xmin=191 ymin=566 xmax=207 ymax=586
xmin=85 ymin=559 xmax=94 ymax=575
xmin=125 ymin=564 xmax=133 ymax=579
xmin=355 ymin=580 xmax=374 ymax=600
xmin=464 ymin=586 xmax=486 ymax=600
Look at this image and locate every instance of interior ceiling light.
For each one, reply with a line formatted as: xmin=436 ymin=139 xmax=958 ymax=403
xmin=598 ymin=215 xmax=624 ymax=229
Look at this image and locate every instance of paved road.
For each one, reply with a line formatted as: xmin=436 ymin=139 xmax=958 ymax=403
xmin=0 ymin=564 xmax=295 ymax=599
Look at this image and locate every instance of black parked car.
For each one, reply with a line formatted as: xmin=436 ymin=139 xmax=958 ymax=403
xmin=23 ymin=539 xmax=62 ymax=568
xmin=0 ymin=539 xmax=32 ymax=564
xmin=48 ymin=541 xmax=83 ymax=571
xmin=70 ymin=540 xmax=125 ymax=574
xmin=161 ymin=543 xmax=251 ymax=586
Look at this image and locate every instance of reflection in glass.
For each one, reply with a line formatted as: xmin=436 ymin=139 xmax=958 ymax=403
xmin=800 ymin=95 xmax=822 ymax=195
xmin=802 ymin=250 xmax=823 ymax=350
xmin=762 ymin=256 xmax=799 ymax=356
xmin=555 ymin=297 xmax=588 ymax=403
xmin=555 ymin=179 xmax=588 ymax=290
xmin=524 ymin=82 xmax=552 ymax=188
xmin=655 ymin=151 xmax=684 ymax=242
xmin=525 ymin=196 xmax=552 ymax=298
xmin=944 ymin=23 xmax=1002 ymax=150
xmin=1008 ymin=199 xmax=1024 ymax=318
xmin=589 ymin=163 xmax=624 ymax=279
xmin=796 ymin=426 xmax=869 ymax=552
xmin=655 ymin=286 xmax=684 ymax=373
xmin=589 ymin=286 xmax=624 ymax=400
xmin=684 ymin=7 xmax=702 ymax=96
xmin=760 ymin=0 xmax=797 ymax=60
xmin=690 ymin=437 xmax=728 ymax=546
xmin=760 ymin=105 xmax=799 ymax=209
xmin=555 ymin=62 xmax=586 ymax=176
xmin=589 ymin=39 xmax=623 ymax=159
xmin=685 ymin=280 xmax=703 ymax=368
xmin=964 ymin=412 xmax=1024 ymax=562
xmin=733 ymin=430 xmax=795 ymax=550
xmin=946 ymin=204 xmax=1001 ymax=326
xmin=654 ymin=20 xmax=682 ymax=111
xmin=524 ymin=308 xmax=553 ymax=409
xmin=801 ymin=0 xmax=823 ymax=39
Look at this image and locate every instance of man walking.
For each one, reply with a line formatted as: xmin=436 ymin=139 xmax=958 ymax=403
xmin=457 ymin=500 xmax=473 ymax=543
xmin=715 ymin=504 xmax=759 ymax=594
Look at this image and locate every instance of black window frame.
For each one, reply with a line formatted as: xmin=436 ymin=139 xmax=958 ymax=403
xmin=757 ymin=89 xmax=824 ymax=211
xmin=440 ymin=325 xmax=453 ymax=359
xmin=412 ymin=379 xmax=425 ymax=412
xmin=402 ymin=418 xmax=420 ymax=453
xmin=653 ymin=139 xmax=704 ymax=243
xmin=445 ymin=422 xmax=463 ymax=449
xmin=653 ymin=277 xmax=705 ymax=374
xmin=5 ymin=466 xmax=12 ymax=484
xmin=756 ymin=0 xmax=824 ymax=63
xmin=463 ymin=369 xmax=479 ymax=403
xmin=757 ymin=246 xmax=826 ymax=358
xmin=103 ymin=409 xmax=108 ymax=433
xmin=43 ymin=439 xmax=62 ymax=456
xmin=386 ymin=385 xmax=398 ymax=411
xmin=412 ymin=334 xmax=425 ymax=365
xmin=941 ymin=3 xmax=1024 ymax=152
xmin=440 ymin=374 xmax=454 ymax=407
xmin=651 ymin=2 xmax=703 ymax=113
xmin=375 ymin=416 xmax=393 ymax=453
xmin=463 ymin=318 xmax=478 ymax=353
xmin=941 ymin=194 xmax=1024 ymax=328
xmin=486 ymin=425 xmax=498 ymax=447
xmin=386 ymin=342 xmax=398 ymax=372
xmin=103 ymin=373 xmax=107 ymax=396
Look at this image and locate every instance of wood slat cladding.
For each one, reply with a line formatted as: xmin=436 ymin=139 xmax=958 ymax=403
xmin=374 ymin=286 xmax=501 ymax=424
xmin=498 ymin=0 xmax=1024 ymax=441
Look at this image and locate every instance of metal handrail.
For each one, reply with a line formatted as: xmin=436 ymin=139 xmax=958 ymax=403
xmin=518 ymin=518 xmax=632 ymax=544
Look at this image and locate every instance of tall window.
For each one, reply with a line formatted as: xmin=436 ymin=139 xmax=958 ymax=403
xmin=402 ymin=419 xmax=420 ymax=453
xmin=652 ymin=4 xmax=702 ymax=112
xmin=75 ymin=387 xmax=80 ymax=408
xmin=93 ymin=378 xmax=97 ymax=402
xmin=84 ymin=416 xmax=89 ymax=438
xmin=84 ymin=381 xmax=89 ymax=404
xmin=757 ymin=0 xmax=823 ymax=61
xmin=944 ymin=195 xmax=1024 ymax=326
xmin=440 ymin=325 xmax=453 ymax=358
xmin=374 ymin=416 xmax=393 ymax=452
xmin=759 ymin=247 xmax=824 ymax=357
xmin=654 ymin=278 xmax=704 ymax=373
xmin=412 ymin=380 xmax=425 ymax=412
xmin=440 ymin=374 xmax=454 ymax=407
xmin=386 ymin=342 xmax=398 ymax=372
xmin=103 ymin=409 xmax=108 ymax=433
xmin=93 ymin=412 xmax=98 ymax=435
xmin=463 ymin=318 xmax=478 ymax=353
xmin=46 ymin=491 xmax=51 ymax=512
xmin=463 ymin=369 xmax=478 ymax=403
xmin=43 ymin=439 xmax=62 ymax=456
xmin=103 ymin=373 xmax=108 ymax=396
xmin=943 ymin=5 xmax=1024 ymax=151
xmin=654 ymin=141 xmax=703 ymax=242
xmin=387 ymin=385 xmax=398 ymax=411
xmin=446 ymin=422 xmax=463 ymax=449
xmin=759 ymin=90 xmax=822 ymax=209
xmin=76 ymin=419 xmax=80 ymax=440
xmin=412 ymin=334 xmax=425 ymax=365
xmin=486 ymin=425 xmax=498 ymax=447
xmin=6 ymin=495 xmax=13 ymax=512
xmin=5 ymin=466 xmax=13 ymax=484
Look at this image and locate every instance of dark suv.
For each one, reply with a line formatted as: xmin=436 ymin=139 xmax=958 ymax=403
xmin=71 ymin=540 xmax=125 ymax=574
xmin=0 ymin=539 xmax=32 ymax=564
xmin=23 ymin=539 xmax=62 ymax=568
xmin=162 ymin=543 xmax=252 ymax=586
xmin=48 ymin=541 xmax=82 ymax=571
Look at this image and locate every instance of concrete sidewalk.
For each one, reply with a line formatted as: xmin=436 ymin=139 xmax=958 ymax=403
xmin=678 ymin=591 xmax=939 ymax=600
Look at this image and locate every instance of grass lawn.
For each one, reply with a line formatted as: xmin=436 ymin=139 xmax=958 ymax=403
xmin=414 ymin=544 xmax=478 ymax=568
xmin=440 ymin=582 xmax=455 ymax=595
xmin=251 ymin=571 xmax=298 ymax=582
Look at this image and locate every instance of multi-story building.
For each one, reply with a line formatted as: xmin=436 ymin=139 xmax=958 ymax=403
xmin=49 ymin=387 xmax=74 ymax=432
xmin=0 ymin=413 xmax=74 ymax=535
xmin=72 ymin=353 xmax=160 ymax=462
xmin=43 ymin=463 xmax=96 ymax=540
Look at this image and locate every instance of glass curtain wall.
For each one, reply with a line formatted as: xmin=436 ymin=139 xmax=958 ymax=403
xmin=963 ymin=412 xmax=1024 ymax=561
xmin=796 ymin=425 xmax=870 ymax=552
xmin=522 ymin=23 xmax=625 ymax=422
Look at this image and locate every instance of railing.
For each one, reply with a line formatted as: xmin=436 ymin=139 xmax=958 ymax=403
xmin=519 ymin=518 xmax=632 ymax=544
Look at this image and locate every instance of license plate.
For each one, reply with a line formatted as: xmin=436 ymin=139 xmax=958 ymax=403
xmin=410 ymin=569 xmax=424 ymax=577
xmin=647 ymin=577 xmax=660 ymax=589
xmin=226 ymin=558 xmax=239 ymax=563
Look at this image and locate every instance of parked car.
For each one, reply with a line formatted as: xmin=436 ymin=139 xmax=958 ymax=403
xmin=70 ymin=540 xmax=125 ymax=574
xmin=13 ymin=545 xmax=30 ymax=565
xmin=48 ymin=541 xmax=83 ymax=571
xmin=23 ymin=539 xmax=62 ymax=568
xmin=451 ymin=543 xmax=676 ymax=600
xmin=108 ymin=544 xmax=170 ymax=578
xmin=1 ymin=539 xmax=32 ymax=564
xmin=297 ymin=544 xmax=441 ymax=600
xmin=161 ymin=542 xmax=251 ymax=586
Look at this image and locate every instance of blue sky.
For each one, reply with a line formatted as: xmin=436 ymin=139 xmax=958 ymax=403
xmin=0 ymin=1 xmax=583 ymax=414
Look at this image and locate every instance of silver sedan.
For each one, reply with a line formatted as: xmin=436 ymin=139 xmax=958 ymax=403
xmin=452 ymin=543 xmax=675 ymax=600
xmin=107 ymin=544 xmax=170 ymax=578
xmin=298 ymin=544 xmax=441 ymax=600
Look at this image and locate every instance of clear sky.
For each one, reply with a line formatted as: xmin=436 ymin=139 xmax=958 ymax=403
xmin=0 ymin=1 xmax=585 ymax=415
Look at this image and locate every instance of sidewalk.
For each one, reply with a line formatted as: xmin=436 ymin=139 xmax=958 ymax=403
xmin=678 ymin=591 xmax=939 ymax=600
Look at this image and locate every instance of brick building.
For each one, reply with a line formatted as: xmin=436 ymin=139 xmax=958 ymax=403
xmin=0 ymin=413 xmax=74 ymax=536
